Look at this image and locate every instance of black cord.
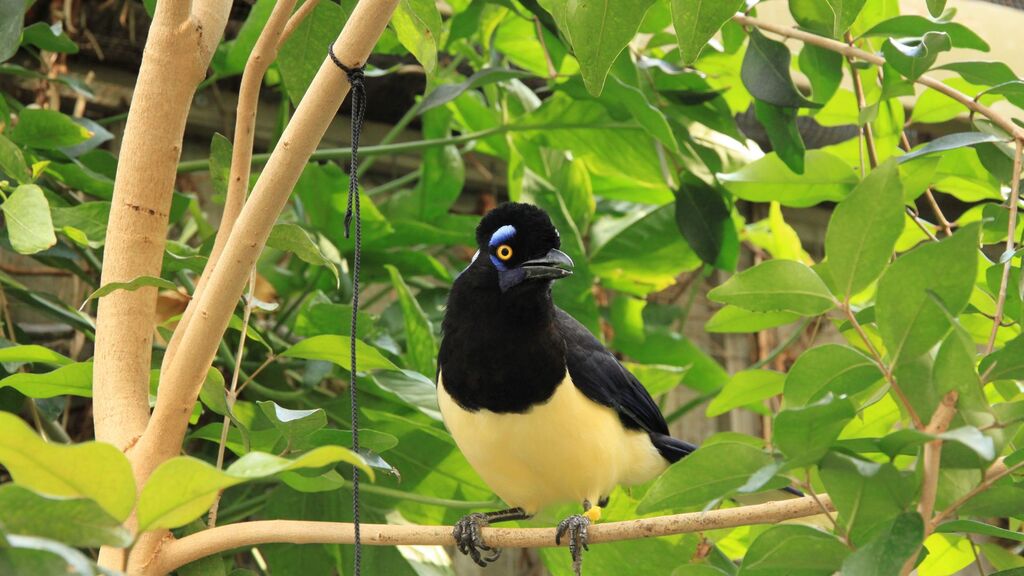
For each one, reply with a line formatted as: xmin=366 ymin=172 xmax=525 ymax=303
xmin=329 ymin=42 xmax=365 ymax=576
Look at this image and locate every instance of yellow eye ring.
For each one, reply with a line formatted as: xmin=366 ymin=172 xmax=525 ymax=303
xmin=496 ymin=244 xmax=513 ymax=261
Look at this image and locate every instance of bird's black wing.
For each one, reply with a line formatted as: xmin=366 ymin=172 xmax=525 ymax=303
xmin=554 ymin=307 xmax=670 ymax=436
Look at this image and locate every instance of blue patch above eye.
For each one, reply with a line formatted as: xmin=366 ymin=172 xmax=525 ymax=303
xmin=489 ymin=225 xmax=517 ymax=247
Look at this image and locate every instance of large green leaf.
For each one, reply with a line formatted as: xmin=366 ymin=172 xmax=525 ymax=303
xmin=671 ymin=0 xmax=745 ymax=64
xmin=753 ymin=100 xmax=806 ymax=174
xmin=280 ymin=335 xmax=400 ymax=371
xmin=674 ymin=176 xmax=731 ymax=266
xmin=898 ymin=132 xmax=1006 ymax=164
xmin=638 ymin=441 xmax=774 ymax=512
xmin=704 ymin=306 xmax=800 ymax=334
xmin=0 ymin=0 xmax=25 ymax=62
xmin=840 ymin=512 xmax=924 ymax=576
xmin=1 ymin=184 xmax=56 ymax=255
xmin=979 ymin=332 xmax=1024 ymax=382
xmin=784 ymin=344 xmax=881 ymax=406
xmin=0 ymin=534 xmax=100 ymax=576
xmin=540 ymin=0 xmax=655 ymax=95
xmin=738 ymin=525 xmax=848 ymax=575
xmin=819 ymin=452 xmax=915 ymax=545
xmin=708 ymin=260 xmax=835 ymax=315
xmin=277 ymin=0 xmax=351 ymax=104
xmin=774 ymin=395 xmax=855 ymax=466
xmin=741 ymin=29 xmax=821 ymax=109
xmin=718 ymin=150 xmax=858 ymax=208
xmin=385 ymin=265 xmax=437 ymax=377
xmin=257 ymin=401 xmax=327 ymax=448
xmin=21 ymin=22 xmax=77 ymax=53
xmin=0 ymin=484 xmax=131 ymax=547
xmin=0 ymin=361 xmax=92 ymax=398
xmin=0 ymin=412 xmax=135 ymax=521
xmin=706 ymin=370 xmax=784 ymax=417
xmin=0 ymin=134 xmax=30 ymax=184
xmin=137 ymin=446 xmax=371 ymax=532
xmin=860 ymin=15 xmax=990 ymax=51
xmin=0 ymin=344 xmax=72 ymax=368
xmin=825 ymin=159 xmax=905 ymax=298
xmin=8 ymin=109 xmax=91 ymax=150
xmin=875 ymin=224 xmax=979 ymax=362
xmin=799 ymin=44 xmax=843 ymax=104
xmin=882 ymin=32 xmax=951 ymax=81
xmin=266 ymin=223 xmax=340 ymax=286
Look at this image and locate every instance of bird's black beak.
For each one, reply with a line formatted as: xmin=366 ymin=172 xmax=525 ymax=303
xmin=520 ymin=249 xmax=574 ymax=281
xmin=497 ymin=248 xmax=574 ymax=292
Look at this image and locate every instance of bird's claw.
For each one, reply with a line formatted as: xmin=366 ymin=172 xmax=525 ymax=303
xmin=555 ymin=513 xmax=591 ymax=576
xmin=453 ymin=512 xmax=501 ymax=567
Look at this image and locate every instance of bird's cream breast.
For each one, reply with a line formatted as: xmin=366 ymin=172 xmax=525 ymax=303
xmin=437 ymin=371 xmax=667 ymax=514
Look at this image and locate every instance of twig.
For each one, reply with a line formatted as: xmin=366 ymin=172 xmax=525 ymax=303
xmin=932 ymin=459 xmax=1024 ymax=528
xmin=986 ymin=138 xmax=1023 ymax=354
xmin=804 ymin=471 xmax=838 ymax=531
xmin=152 ymin=495 xmax=833 ymax=575
xmin=208 ymin=271 xmax=257 ymax=527
xmin=845 ymin=32 xmax=878 ymax=171
xmin=535 ymin=17 xmax=558 ymax=79
xmin=900 ymin=133 xmax=953 ymax=237
xmin=733 ymin=15 xmax=1024 ymax=142
xmin=841 ymin=304 xmax=924 ymax=429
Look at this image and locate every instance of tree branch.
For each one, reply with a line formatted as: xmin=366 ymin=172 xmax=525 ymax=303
xmin=986 ymin=137 xmax=1023 ymax=354
xmin=918 ymin=391 xmax=959 ymax=523
xmin=152 ymin=495 xmax=833 ymax=575
xmin=931 ymin=458 xmax=1024 ymax=528
xmin=733 ymin=15 xmax=1024 ymax=142
xmin=844 ymin=32 xmax=878 ymax=171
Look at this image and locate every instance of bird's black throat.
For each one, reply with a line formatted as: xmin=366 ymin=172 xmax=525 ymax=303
xmin=438 ymin=258 xmax=567 ymax=413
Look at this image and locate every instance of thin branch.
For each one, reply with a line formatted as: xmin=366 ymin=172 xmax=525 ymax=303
xmin=153 ymin=495 xmax=833 ymax=575
xmin=845 ymin=32 xmax=878 ymax=170
xmin=841 ymin=304 xmax=924 ymax=429
xmin=932 ymin=459 xmax=1024 ymax=528
xmin=279 ymin=0 xmax=320 ymax=46
xmin=734 ymin=15 xmax=1024 ymax=142
xmin=918 ymin=391 xmax=959 ymax=523
xmin=986 ymin=138 xmax=1023 ymax=354
xmin=900 ymin=132 xmax=953 ymax=236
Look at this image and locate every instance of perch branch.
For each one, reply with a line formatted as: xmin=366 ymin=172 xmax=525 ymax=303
xmin=986 ymin=138 xmax=1023 ymax=354
xmin=151 ymin=495 xmax=834 ymax=575
xmin=733 ymin=15 xmax=1024 ymax=142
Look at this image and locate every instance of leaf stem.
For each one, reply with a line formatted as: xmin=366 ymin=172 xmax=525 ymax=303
xmin=845 ymin=32 xmax=878 ymax=171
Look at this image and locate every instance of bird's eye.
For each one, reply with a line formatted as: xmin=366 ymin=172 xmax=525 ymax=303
xmin=496 ymin=244 xmax=513 ymax=261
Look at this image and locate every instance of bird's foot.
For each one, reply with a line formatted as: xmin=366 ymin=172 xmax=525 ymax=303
xmin=453 ymin=512 xmax=501 ymax=567
xmin=555 ymin=513 xmax=591 ymax=576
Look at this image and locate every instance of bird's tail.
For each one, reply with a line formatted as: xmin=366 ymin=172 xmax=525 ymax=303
xmin=650 ymin=433 xmax=698 ymax=464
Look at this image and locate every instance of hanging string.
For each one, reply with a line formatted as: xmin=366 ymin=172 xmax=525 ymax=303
xmin=329 ymin=42 xmax=366 ymax=576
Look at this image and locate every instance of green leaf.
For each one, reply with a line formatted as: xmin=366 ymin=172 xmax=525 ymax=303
xmin=718 ymin=150 xmax=859 ymax=207
xmin=384 ymin=265 xmax=437 ymax=377
xmin=899 ymin=132 xmax=1006 ymax=164
xmin=392 ymin=0 xmax=442 ymax=75
xmin=51 ymin=201 xmax=110 ymax=248
xmin=0 ymin=484 xmax=131 ymax=547
xmin=413 ymin=107 xmax=465 ymax=221
xmin=799 ymin=44 xmax=843 ymax=104
xmin=638 ymin=441 xmax=774 ymax=512
xmin=266 ymin=223 xmax=339 ymax=286
xmin=0 ymin=134 xmax=31 ymax=183
xmin=0 ymin=534 xmax=100 ymax=576
xmin=542 ymin=0 xmax=656 ymax=95
xmin=671 ymin=0 xmax=745 ymax=64
xmin=707 ymin=370 xmax=784 ymax=417
xmin=784 ymin=344 xmax=881 ymax=406
xmin=8 ymin=109 xmax=91 ymax=150
xmin=705 ymin=306 xmax=801 ymax=334
xmin=21 ymin=22 xmax=78 ymax=54
xmin=0 ymin=412 xmax=135 ymax=521
xmin=860 ymin=15 xmax=990 ymax=51
xmin=774 ymin=395 xmax=855 ymax=466
xmin=882 ymin=32 xmax=952 ymax=81
xmin=372 ymin=369 xmax=441 ymax=420
xmin=257 ymin=401 xmax=327 ymax=447
xmin=738 ymin=525 xmax=848 ymax=575
xmin=754 ymin=100 xmax=806 ymax=174
xmin=419 ymin=68 xmax=533 ymax=113
xmin=0 ymin=344 xmax=72 ymax=368
xmin=280 ymin=335 xmax=400 ymax=372
xmin=1 ymin=184 xmax=56 ymax=255
xmin=936 ymin=519 xmax=1024 ymax=542
xmin=979 ymin=332 xmax=1024 ymax=382
xmin=708 ymin=260 xmax=835 ymax=315
xmin=277 ymin=0 xmax=350 ymax=104
xmin=841 ymin=512 xmax=924 ymax=576
xmin=926 ymin=0 xmax=946 ymax=17
xmin=602 ymin=75 xmax=681 ymax=154
xmin=84 ymin=275 xmax=177 ymax=305
xmin=819 ymin=452 xmax=915 ymax=545
xmin=137 ymin=446 xmax=371 ymax=532
xmin=674 ymin=176 xmax=731 ymax=266
xmin=824 ymin=0 xmax=867 ymax=38
xmin=742 ymin=29 xmax=821 ymax=109
xmin=825 ymin=158 xmax=905 ymax=298
xmin=876 ymin=223 xmax=979 ymax=362
xmin=0 ymin=0 xmax=24 ymax=62
xmin=0 ymin=361 xmax=92 ymax=398
xmin=209 ymin=132 xmax=232 ymax=199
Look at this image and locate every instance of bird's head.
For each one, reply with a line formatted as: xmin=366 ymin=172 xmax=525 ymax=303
xmin=473 ymin=202 xmax=574 ymax=293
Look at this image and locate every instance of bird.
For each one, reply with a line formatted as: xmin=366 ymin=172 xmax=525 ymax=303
xmin=435 ymin=202 xmax=701 ymax=574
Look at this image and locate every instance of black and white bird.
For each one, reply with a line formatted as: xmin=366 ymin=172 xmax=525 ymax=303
xmin=436 ymin=202 xmax=699 ymax=572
